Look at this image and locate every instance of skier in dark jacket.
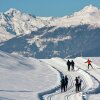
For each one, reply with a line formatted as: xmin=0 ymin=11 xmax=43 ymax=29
xmin=71 ymin=60 xmax=75 ymax=71
xmin=78 ymin=76 xmax=82 ymax=91
xmin=67 ymin=60 xmax=71 ymax=71
xmin=60 ymin=76 xmax=65 ymax=92
xmin=75 ymin=77 xmax=79 ymax=92
xmin=64 ymin=75 xmax=68 ymax=91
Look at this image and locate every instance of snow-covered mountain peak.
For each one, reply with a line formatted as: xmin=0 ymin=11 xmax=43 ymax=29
xmin=4 ymin=8 xmax=21 ymax=17
xmin=0 ymin=5 xmax=100 ymax=42
xmin=74 ymin=5 xmax=99 ymax=16
xmin=82 ymin=5 xmax=98 ymax=12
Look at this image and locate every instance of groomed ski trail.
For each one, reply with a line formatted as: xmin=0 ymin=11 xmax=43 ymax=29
xmin=41 ymin=57 xmax=99 ymax=100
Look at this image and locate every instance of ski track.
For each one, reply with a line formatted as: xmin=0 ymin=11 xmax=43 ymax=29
xmin=47 ymin=75 xmax=74 ymax=100
xmin=41 ymin=58 xmax=100 ymax=100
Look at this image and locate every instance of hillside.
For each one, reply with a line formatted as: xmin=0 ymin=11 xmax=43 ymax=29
xmin=0 ymin=25 xmax=100 ymax=58
xmin=0 ymin=51 xmax=59 ymax=100
xmin=1 ymin=51 xmax=100 ymax=100
xmin=0 ymin=5 xmax=100 ymax=58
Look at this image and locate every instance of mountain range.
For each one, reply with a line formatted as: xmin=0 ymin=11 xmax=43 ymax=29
xmin=0 ymin=5 xmax=100 ymax=58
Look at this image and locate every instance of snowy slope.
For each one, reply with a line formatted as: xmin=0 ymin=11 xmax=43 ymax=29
xmin=0 ymin=50 xmax=100 ymax=100
xmin=0 ymin=51 xmax=59 ymax=100
xmin=41 ymin=57 xmax=100 ymax=100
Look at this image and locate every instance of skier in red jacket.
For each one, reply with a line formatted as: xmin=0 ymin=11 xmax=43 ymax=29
xmin=85 ymin=59 xmax=93 ymax=69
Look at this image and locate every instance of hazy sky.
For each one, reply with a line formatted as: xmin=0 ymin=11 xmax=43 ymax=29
xmin=0 ymin=0 xmax=100 ymax=17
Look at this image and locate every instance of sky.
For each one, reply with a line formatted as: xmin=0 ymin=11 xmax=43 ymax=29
xmin=0 ymin=0 xmax=100 ymax=17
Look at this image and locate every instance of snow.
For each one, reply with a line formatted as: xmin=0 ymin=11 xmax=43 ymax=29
xmin=41 ymin=57 xmax=100 ymax=100
xmin=0 ymin=51 xmax=59 ymax=100
xmin=0 ymin=4 xmax=100 ymax=100
xmin=0 ymin=5 xmax=100 ymax=42
xmin=88 ymin=94 xmax=100 ymax=100
xmin=0 ymin=51 xmax=100 ymax=100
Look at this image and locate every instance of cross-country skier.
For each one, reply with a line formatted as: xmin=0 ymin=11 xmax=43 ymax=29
xmin=75 ymin=77 xmax=79 ymax=92
xmin=60 ymin=76 xmax=65 ymax=92
xmin=67 ymin=60 xmax=71 ymax=71
xmin=71 ymin=60 xmax=75 ymax=70
xmin=78 ymin=76 xmax=82 ymax=91
xmin=85 ymin=59 xmax=93 ymax=69
xmin=64 ymin=75 xmax=68 ymax=91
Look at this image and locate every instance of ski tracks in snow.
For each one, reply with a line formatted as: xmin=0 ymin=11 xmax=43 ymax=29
xmin=41 ymin=58 xmax=100 ymax=100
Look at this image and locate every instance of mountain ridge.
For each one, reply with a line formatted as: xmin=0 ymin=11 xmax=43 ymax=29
xmin=0 ymin=24 xmax=100 ymax=58
xmin=0 ymin=5 xmax=100 ymax=58
xmin=0 ymin=5 xmax=100 ymax=42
